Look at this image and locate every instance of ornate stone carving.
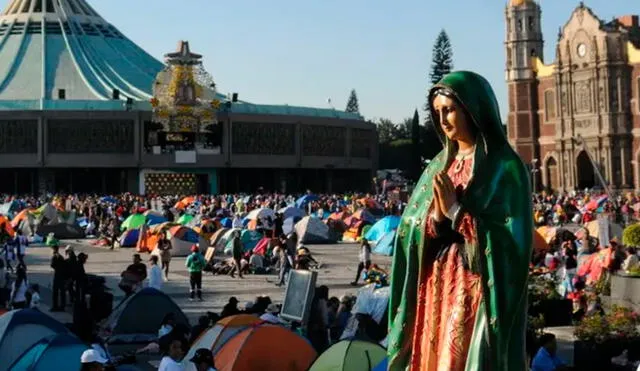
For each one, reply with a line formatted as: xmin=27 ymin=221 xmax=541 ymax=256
xmin=0 ymin=120 xmax=37 ymax=153
xmin=351 ymin=129 xmax=373 ymax=158
xmin=575 ymin=120 xmax=592 ymax=129
xmin=231 ymin=122 xmax=295 ymax=155
xmin=48 ymin=120 xmax=134 ymax=153
xmin=302 ymin=125 xmax=346 ymax=157
xmin=575 ymin=81 xmax=592 ymax=113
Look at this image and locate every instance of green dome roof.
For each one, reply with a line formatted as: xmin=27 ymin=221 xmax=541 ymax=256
xmin=0 ymin=0 xmax=163 ymax=106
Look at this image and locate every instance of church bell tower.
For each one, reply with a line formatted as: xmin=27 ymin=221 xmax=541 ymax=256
xmin=505 ymin=0 xmax=544 ymax=168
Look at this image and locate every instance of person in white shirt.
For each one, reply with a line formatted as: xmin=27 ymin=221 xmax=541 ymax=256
xmin=148 ymin=255 xmax=163 ymax=291
xmin=29 ymin=283 xmax=40 ymax=310
xmin=15 ymin=230 xmax=28 ymax=267
xmin=80 ymin=349 xmax=108 ymax=371
xmin=158 ymin=336 xmax=186 ymax=371
xmin=10 ymin=266 xmax=28 ymax=309
xmin=190 ymin=348 xmax=217 ymax=371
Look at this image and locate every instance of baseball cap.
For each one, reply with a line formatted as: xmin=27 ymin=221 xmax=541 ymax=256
xmin=190 ymin=348 xmax=214 ymax=366
xmin=80 ymin=349 xmax=108 ymax=364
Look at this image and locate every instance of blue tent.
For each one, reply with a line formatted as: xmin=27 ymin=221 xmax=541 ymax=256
xmin=295 ymin=194 xmax=318 ymax=209
xmin=278 ymin=206 xmax=306 ymax=220
xmin=9 ymin=333 xmax=88 ymax=371
xmin=220 ymin=218 xmax=233 ymax=228
xmin=146 ymin=214 xmax=167 ymax=226
xmin=119 ymin=229 xmax=140 ymax=247
xmin=282 ymin=216 xmax=302 ymax=235
xmin=364 ymin=216 xmax=400 ymax=243
xmin=373 ymin=357 xmax=388 ymax=371
xmin=372 ymin=231 xmax=395 ymax=256
xmin=0 ymin=309 xmax=69 ymax=371
xmin=241 ymin=230 xmax=263 ymax=251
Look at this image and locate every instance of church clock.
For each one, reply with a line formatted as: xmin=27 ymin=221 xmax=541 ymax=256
xmin=577 ymin=43 xmax=587 ymax=58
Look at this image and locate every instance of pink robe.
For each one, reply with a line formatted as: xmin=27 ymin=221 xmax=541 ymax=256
xmin=410 ymin=157 xmax=484 ymax=371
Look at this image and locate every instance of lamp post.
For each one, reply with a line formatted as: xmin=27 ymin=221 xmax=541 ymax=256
xmin=531 ymin=158 xmax=539 ymax=193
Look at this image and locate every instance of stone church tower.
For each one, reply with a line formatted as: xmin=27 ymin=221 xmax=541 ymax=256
xmin=505 ymin=0 xmax=640 ymax=192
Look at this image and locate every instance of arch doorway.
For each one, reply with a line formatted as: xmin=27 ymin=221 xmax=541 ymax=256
xmin=545 ymin=157 xmax=559 ymax=191
xmin=576 ymin=151 xmax=595 ymax=189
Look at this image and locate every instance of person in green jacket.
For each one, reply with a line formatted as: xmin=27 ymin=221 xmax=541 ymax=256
xmin=387 ymin=71 xmax=533 ymax=371
xmin=186 ymin=245 xmax=206 ymax=301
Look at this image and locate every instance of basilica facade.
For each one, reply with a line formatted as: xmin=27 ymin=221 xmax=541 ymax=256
xmin=506 ymin=0 xmax=640 ymax=192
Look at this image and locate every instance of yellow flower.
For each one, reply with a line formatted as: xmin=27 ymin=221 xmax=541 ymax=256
xmin=211 ymin=99 xmax=221 ymax=109
xmin=150 ymin=98 xmax=159 ymax=107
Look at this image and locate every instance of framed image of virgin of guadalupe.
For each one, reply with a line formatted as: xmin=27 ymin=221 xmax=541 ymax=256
xmin=280 ymin=270 xmax=317 ymax=324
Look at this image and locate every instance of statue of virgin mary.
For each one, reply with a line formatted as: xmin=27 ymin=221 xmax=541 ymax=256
xmin=387 ymin=71 xmax=533 ymax=371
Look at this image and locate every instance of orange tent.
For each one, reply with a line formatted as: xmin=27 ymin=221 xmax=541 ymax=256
xmin=0 ymin=215 xmax=15 ymax=238
xmin=184 ymin=315 xmax=262 ymax=365
xmin=214 ymin=324 xmax=316 ymax=371
xmin=11 ymin=209 xmax=34 ymax=228
xmin=174 ymin=196 xmax=196 ymax=210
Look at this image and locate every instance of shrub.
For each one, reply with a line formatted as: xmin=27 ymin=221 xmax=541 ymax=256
xmin=622 ymin=224 xmax=640 ymax=247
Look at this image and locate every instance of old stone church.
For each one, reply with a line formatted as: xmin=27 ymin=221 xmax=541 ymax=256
xmin=506 ymin=0 xmax=640 ymax=192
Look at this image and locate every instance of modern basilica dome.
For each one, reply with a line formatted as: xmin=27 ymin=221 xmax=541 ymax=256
xmin=0 ymin=0 xmax=163 ymax=107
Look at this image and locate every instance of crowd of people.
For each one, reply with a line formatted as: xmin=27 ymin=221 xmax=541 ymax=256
xmin=2 ymin=187 xmax=640 ymax=370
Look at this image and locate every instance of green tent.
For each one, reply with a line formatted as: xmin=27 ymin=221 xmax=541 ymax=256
xmin=177 ymin=214 xmax=194 ymax=226
xmin=120 ymin=214 xmax=146 ymax=231
xmin=308 ymin=340 xmax=386 ymax=371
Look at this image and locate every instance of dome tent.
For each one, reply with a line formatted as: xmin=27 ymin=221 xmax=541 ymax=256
xmin=101 ymin=288 xmax=189 ymax=344
xmin=295 ymin=216 xmax=336 ymax=244
xmin=0 ymin=309 xmax=69 ymax=371
xmin=364 ymin=216 xmax=400 ymax=243
xmin=8 ymin=333 xmax=88 ymax=371
xmin=309 ymin=339 xmax=386 ymax=371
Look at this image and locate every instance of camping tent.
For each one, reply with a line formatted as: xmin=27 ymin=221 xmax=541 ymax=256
xmin=295 ymin=216 xmax=336 ymax=244
xmin=222 ymin=229 xmax=262 ymax=255
xmin=119 ymin=229 xmax=140 ymax=248
xmin=214 ymin=324 xmax=316 ymax=371
xmin=162 ymin=226 xmax=207 ymax=256
xmin=364 ymin=216 xmax=400 ymax=243
xmin=35 ymin=223 xmax=85 ymax=239
xmin=0 ymin=309 xmax=69 ymax=371
xmin=100 ymin=288 xmax=189 ymax=344
xmin=182 ymin=315 xmax=262 ymax=371
xmin=309 ymin=340 xmax=387 ymax=371
xmin=372 ymin=231 xmax=395 ymax=256
xmin=8 ymin=333 xmax=88 ymax=371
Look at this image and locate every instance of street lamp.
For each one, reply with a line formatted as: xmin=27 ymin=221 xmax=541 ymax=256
xmin=531 ymin=158 xmax=539 ymax=193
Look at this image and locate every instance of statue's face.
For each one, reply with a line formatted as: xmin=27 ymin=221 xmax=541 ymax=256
xmin=432 ymin=94 xmax=473 ymax=144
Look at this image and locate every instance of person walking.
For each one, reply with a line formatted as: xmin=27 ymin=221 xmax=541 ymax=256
xmin=186 ymin=245 xmax=205 ymax=301
xmin=50 ymin=244 xmax=67 ymax=311
xmin=229 ymin=231 xmax=243 ymax=279
xmin=15 ymin=230 xmax=28 ymax=268
xmin=157 ymin=234 xmax=172 ymax=280
xmin=148 ymin=255 xmax=163 ymax=291
xmin=9 ymin=266 xmax=28 ymax=309
xmin=351 ymin=239 xmax=372 ymax=286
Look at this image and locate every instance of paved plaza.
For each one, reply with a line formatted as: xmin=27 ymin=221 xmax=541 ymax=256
xmin=24 ymin=240 xmax=391 ymax=323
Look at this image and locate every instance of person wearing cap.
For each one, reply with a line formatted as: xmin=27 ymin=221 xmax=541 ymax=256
xmin=80 ymin=349 xmax=108 ymax=371
xmin=190 ymin=348 xmax=217 ymax=371
xmin=185 ymin=245 xmax=206 ymax=301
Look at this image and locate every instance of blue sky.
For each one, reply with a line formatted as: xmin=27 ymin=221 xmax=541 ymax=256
xmin=91 ymin=0 xmax=636 ymax=123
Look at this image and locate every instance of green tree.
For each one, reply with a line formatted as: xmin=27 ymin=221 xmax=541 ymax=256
xmin=429 ymin=29 xmax=454 ymax=86
xmin=422 ymin=29 xmax=453 ymax=159
xmin=376 ymin=118 xmax=397 ymax=143
xmin=345 ymin=89 xmax=360 ymax=114
xmin=410 ymin=109 xmax=421 ymax=179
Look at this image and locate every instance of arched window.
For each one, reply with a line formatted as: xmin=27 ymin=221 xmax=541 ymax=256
xmin=517 ymin=19 xmax=523 ymax=32
xmin=528 ymin=16 xmax=534 ymax=30
xmin=507 ymin=47 xmax=512 ymax=67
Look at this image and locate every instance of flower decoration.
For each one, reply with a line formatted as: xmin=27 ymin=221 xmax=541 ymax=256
xmin=211 ymin=99 xmax=221 ymax=109
xmin=150 ymin=98 xmax=159 ymax=107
